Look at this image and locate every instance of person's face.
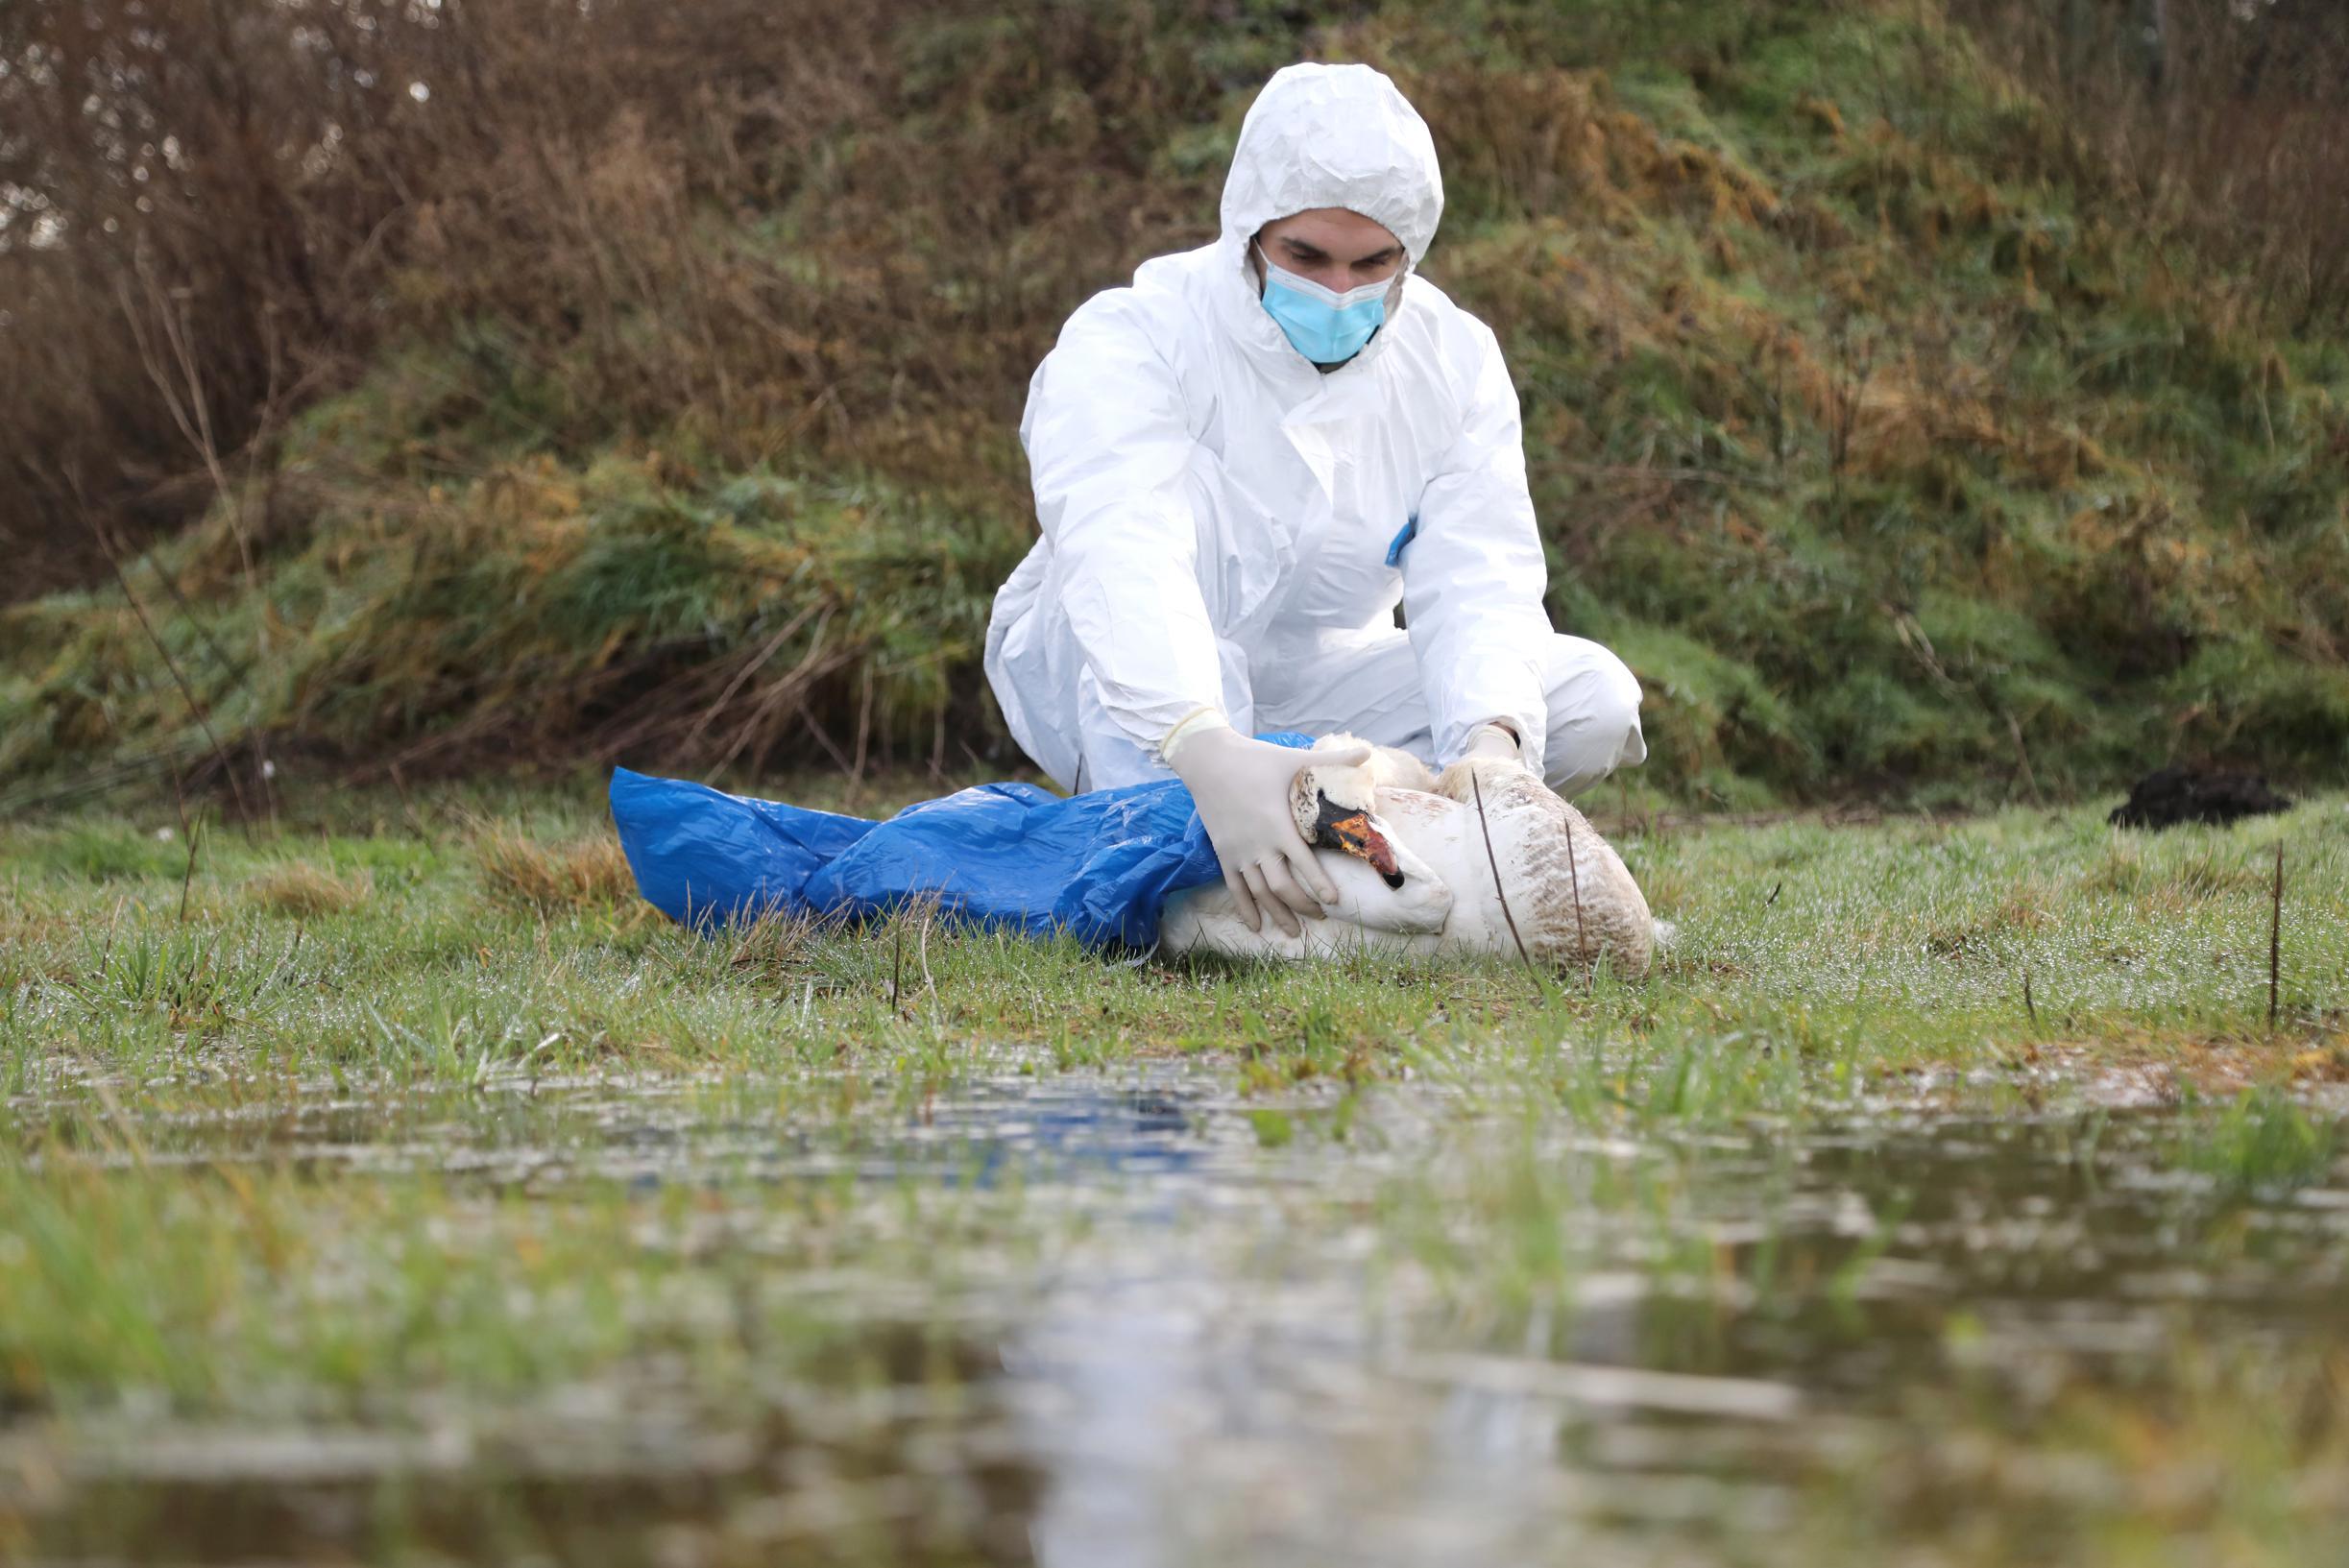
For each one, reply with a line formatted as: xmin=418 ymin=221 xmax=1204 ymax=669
xmin=1253 ymin=207 xmax=1405 ymax=294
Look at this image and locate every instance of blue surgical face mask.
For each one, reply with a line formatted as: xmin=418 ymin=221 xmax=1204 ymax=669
xmin=1256 ymin=246 xmax=1398 ymax=365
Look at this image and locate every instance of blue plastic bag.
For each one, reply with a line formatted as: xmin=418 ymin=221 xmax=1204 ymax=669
xmin=610 ymin=739 xmax=1310 ymax=949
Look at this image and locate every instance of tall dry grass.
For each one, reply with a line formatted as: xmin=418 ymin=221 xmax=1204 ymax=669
xmin=1948 ymin=0 xmax=2349 ymax=333
xmin=0 ymin=0 xmax=1237 ymax=596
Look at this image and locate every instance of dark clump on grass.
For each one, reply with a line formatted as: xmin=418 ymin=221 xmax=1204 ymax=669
xmin=2108 ymin=767 xmax=2295 ymax=831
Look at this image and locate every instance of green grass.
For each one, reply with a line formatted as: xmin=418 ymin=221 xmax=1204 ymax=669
xmin=8 ymin=778 xmax=2343 ymax=1093
xmin=3 ymin=780 xmax=2345 ymax=1563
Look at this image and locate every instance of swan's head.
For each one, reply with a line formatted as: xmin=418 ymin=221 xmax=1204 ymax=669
xmin=1287 ymin=740 xmax=1405 ymax=888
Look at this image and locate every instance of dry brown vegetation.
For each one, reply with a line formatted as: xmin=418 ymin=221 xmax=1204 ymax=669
xmin=472 ymin=825 xmax=636 ymax=914
xmin=245 ymin=861 xmax=373 ymax=917
xmin=1949 ymin=0 xmax=2349 ymax=333
xmin=0 ymin=0 xmax=1228 ymax=594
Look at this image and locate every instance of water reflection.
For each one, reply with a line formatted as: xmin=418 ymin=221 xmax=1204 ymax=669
xmin=10 ymin=1064 xmax=2346 ymax=1565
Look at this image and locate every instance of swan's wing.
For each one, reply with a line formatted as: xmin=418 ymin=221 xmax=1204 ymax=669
xmin=1423 ymin=769 xmax=1658 ymax=977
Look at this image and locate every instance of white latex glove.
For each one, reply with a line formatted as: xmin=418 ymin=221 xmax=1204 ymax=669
xmin=1462 ymin=721 xmax=1525 ymax=768
xmin=1163 ymin=713 xmax=1371 ymax=938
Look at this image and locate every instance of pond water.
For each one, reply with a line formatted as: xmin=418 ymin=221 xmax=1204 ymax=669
xmin=12 ymin=1060 xmax=2348 ymax=1565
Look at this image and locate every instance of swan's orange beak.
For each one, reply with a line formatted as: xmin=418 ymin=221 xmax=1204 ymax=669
xmin=1310 ymin=795 xmax=1405 ymax=889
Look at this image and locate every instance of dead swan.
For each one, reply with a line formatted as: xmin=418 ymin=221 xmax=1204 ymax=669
xmin=1160 ymin=736 xmax=1658 ymax=977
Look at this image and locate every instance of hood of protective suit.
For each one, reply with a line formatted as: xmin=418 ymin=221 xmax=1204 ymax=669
xmin=1220 ymin=63 xmax=1445 ymax=266
xmin=986 ymin=60 xmax=1585 ymax=799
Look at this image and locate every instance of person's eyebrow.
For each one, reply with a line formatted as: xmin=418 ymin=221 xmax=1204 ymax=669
xmin=1353 ymin=246 xmax=1401 ymax=265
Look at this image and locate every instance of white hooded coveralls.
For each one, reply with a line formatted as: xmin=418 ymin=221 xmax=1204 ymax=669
xmin=983 ymin=62 xmax=1647 ymax=794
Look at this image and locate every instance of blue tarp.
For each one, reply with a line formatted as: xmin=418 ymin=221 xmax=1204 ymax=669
xmin=609 ymin=737 xmax=1310 ymax=949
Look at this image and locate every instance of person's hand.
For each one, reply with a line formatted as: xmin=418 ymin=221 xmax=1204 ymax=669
xmin=1163 ymin=715 xmax=1371 ymax=937
xmin=1437 ymin=721 xmax=1536 ymax=809
xmin=1461 ymin=721 xmax=1524 ymax=768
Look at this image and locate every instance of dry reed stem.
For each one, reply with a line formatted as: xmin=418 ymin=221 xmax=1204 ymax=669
xmin=1468 ymin=768 xmax=1544 ymax=995
xmin=2269 ymin=842 xmax=2284 ymax=1031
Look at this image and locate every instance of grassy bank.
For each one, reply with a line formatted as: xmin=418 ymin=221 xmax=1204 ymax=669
xmin=6 ymin=0 xmax=2347 ymax=812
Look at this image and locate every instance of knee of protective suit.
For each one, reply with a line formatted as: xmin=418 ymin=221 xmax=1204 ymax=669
xmin=1541 ymin=639 xmax=1647 ymax=796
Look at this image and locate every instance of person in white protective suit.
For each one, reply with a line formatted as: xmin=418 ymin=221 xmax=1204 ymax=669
xmin=983 ymin=61 xmax=1648 ymax=938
